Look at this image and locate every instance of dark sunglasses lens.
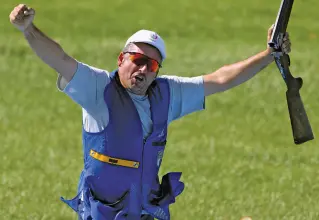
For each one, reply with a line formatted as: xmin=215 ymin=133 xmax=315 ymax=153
xmin=129 ymin=53 xmax=160 ymax=72
xmin=132 ymin=58 xmax=149 ymax=66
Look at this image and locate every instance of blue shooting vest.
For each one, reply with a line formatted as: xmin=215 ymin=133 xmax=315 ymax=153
xmin=61 ymin=71 xmax=184 ymax=220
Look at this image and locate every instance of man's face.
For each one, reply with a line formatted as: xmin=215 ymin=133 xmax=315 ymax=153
xmin=117 ymin=43 xmax=162 ymax=96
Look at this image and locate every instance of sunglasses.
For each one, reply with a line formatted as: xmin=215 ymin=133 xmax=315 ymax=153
xmin=124 ymin=52 xmax=162 ymax=73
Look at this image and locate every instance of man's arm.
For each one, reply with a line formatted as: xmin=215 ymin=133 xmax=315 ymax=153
xmin=24 ymin=24 xmax=77 ymax=82
xmin=9 ymin=4 xmax=77 ymax=82
xmin=203 ymin=24 xmax=291 ymax=96
xmin=203 ymin=49 xmax=273 ymax=96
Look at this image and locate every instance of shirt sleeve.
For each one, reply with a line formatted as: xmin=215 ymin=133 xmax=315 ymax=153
xmin=161 ymin=75 xmax=205 ymax=124
xmin=57 ymin=61 xmax=110 ymax=114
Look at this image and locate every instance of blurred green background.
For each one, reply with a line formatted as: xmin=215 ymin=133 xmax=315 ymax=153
xmin=0 ymin=0 xmax=318 ymax=219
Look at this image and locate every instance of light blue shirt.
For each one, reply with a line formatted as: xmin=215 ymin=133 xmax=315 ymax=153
xmin=58 ymin=62 xmax=205 ymax=138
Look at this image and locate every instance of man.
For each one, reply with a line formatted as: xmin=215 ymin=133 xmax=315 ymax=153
xmin=9 ymin=3 xmax=291 ymax=220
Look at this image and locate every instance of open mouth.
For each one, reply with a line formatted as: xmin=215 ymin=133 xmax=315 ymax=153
xmin=135 ymin=75 xmax=144 ymax=82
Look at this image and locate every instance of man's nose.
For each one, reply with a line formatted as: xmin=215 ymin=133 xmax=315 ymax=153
xmin=139 ymin=63 xmax=149 ymax=73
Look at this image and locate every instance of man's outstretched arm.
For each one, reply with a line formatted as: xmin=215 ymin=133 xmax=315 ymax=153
xmin=203 ymin=24 xmax=291 ymax=96
xmin=203 ymin=48 xmax=274 ymax=96
xmin=9 ymin=4 xmax=77 ymax=82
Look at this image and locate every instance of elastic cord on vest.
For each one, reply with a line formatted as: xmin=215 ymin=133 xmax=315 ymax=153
xmin=90 ymin=149 xmax=140 ymax=168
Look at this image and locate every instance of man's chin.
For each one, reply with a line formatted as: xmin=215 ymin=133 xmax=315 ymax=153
xmin=127 ymin=87 xmax=147 ymax=96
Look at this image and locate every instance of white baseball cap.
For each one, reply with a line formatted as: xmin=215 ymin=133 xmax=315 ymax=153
xmin=124 ymin=29 xmax=166 ymax=61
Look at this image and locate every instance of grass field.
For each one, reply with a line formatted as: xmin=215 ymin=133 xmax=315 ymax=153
xmin=0 ymin=0 xmax=318 ymax=219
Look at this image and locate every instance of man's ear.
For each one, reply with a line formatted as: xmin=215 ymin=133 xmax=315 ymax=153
xmin=117 ymin=52 xmax=124 ymax=67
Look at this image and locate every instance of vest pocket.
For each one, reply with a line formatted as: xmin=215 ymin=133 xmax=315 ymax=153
xmin=89 ymin=197 xmax=122 ymax=219
xmin=90 ymin=189 xmax=128 ymax=208
xmin=89 ymin=188 xmax=128 ymax=219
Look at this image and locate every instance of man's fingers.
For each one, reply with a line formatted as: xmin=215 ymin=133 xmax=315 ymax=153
xmin=282 ymin=31 xmax=291 ymax=54
xmin=282 ymin=41 xmax=291 ymax=53
xmin=283 ymin=43 xmax=291 ymax=50
xmin=283 ymin=47 xmax=291 ymax=54
xmin=9 ymin=10 xmax=20 ymax=22
xmin=10 ymin=4 xmax=35 ymax=32
xmin=10 ymin=4 xmax=27 ymax=20
xmin=282 ymin=40 xmax=291 ymax=47
xmin=10 ymin=7 xmax=34 ymax=22
xmin=283 ymin=40 xmax=291 ymax=48
xmin=24 ymin=9 xmax=35 ymax=16
xmin=17 ymin=3 xmax=27 ymax=8
xmin=17 ymin=9 xmax=26 ymax=20
xmin=15 ymin=4 xmax=27 ymax=14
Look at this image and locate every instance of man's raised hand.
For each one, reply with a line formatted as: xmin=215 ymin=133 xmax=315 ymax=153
xmin=9 ymin=4 xmax=35 ymax=32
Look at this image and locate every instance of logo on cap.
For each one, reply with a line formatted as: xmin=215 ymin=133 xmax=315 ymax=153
xmin=151 ymin=33 xmax=158 ymax=41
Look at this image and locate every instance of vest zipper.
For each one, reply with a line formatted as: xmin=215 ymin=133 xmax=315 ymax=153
xmin=141 ymin=138 xmax=146 ymax=215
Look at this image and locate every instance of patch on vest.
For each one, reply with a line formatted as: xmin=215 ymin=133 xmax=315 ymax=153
xmin=157 ymin=150 xmax=164 ymax=167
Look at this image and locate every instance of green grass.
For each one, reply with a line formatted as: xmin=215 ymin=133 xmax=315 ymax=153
xmin=0 ymin=0 xmax=318 ymax=219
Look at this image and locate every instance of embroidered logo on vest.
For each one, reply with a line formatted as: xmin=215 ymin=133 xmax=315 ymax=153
xmin=158 ymin=129 xmax=165 ymax=138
